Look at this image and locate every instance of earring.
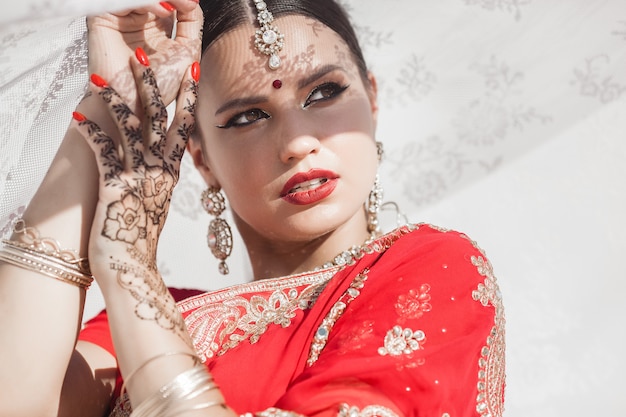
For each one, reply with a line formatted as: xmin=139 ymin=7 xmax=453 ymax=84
xmin=367 ymin=174 xmax=384 ymax=235
xmin=201 ymin=187 xmax=233 ymax=275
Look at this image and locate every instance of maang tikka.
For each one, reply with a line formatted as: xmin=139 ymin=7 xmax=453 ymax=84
xmin=201 ymin=187 xmax=233 ymax=275
xmin=253 ymin=0 xmax=285 ymax=70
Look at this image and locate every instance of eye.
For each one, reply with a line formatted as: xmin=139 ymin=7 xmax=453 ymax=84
xmin=303 ymin=82 xmax=349 ymax=108
xmin=216 ymin=109 xmax=271 ymax=129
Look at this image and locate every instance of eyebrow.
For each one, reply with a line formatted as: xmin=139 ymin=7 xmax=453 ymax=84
xmin=297 ymin=64 xmax=343 ymax=89
xmin=215 ymin=96 xmax=269 ymax=116
xmin=214 ymin=64 xmax=345 ymax=117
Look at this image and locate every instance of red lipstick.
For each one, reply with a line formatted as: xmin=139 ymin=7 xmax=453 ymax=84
xmin=280 ymin=169 xmax=339 ymax=205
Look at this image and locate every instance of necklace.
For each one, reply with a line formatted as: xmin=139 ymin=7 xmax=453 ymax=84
xmin=314 ymin=232 xmax=379 ymax=271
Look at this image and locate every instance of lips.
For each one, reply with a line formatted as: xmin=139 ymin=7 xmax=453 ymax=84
xmin=280 ymin=169 xmax=339 ymax=205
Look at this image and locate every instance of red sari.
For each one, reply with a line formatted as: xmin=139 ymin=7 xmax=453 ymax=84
xmin=79 ymin=224 xmax=505 ymax=417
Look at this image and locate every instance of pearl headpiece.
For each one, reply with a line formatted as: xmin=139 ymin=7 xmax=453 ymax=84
xmin=253 ymin=0 xmax=285 ymax=70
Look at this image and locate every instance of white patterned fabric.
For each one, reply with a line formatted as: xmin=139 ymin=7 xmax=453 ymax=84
xmin=1 ymin=1 xmax=625 ymax=416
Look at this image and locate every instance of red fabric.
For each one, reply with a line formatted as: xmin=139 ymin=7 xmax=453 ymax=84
xmin=80 ymin=224 xmax=506 ymax=417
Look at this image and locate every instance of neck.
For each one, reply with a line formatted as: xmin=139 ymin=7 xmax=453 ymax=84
xmin=236 ymin=213 xmax=373 ymax=280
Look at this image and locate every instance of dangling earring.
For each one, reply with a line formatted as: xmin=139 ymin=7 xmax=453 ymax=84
xmin=367 ymin=174 xmax=384 ymax=235
xmin=367 ymin=141 xmax=385 ymax=235
xmin=201 ymin=187 xmax=233 ymax=275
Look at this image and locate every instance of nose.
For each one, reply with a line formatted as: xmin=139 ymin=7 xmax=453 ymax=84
xmin=277 ymin=112 xmax=321 ymax=164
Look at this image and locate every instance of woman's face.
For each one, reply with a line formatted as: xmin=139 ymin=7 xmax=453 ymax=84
xmin=193 ymin=14 xmax=379 ymax=244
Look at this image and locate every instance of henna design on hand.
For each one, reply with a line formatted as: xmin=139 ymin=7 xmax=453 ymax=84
xmin=76 ymin=62 xmax=198 ymax=334
xmin=110 ymin=257 xmax=189 ymax=340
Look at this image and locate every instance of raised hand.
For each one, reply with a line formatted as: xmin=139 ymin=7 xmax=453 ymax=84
xmin=73 ymin=54 xmax=198 ymax=338
xmin=86 ymin=0 xmax=202 ymax=112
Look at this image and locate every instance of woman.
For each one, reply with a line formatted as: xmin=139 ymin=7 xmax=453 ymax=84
xmin=0 ymin=0 xmax=505 ymax=416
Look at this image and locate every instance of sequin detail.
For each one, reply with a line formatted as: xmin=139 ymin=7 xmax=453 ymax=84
xmin=338 ymin=403 xmax=399 ymax=417
xmin=378 ymin=325 xmax=426 ymax=356
xmin=307 ymin=269 xmax=369 ymax=366
xmin=395 ymin=283 xmax=432 ymax=320
xmin=471 ymin=254 xmax=506 ymax=417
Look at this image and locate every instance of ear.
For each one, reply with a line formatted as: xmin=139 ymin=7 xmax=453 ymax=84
xmin=186 ymin=137 xmax=221 ymax=188
xmin=366 ymin=71 xmax=379 ymax=128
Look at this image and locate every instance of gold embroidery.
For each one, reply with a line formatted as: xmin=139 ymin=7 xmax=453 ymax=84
xmin=471 ymin=255 xmax=506 ymax=417
xmin=306 ymin=225 xmax=417 ymax=366
xmin=180 ymin=270 xmax=337 ymax=361
xmin=377 ymin=325 xmax=426 ymax=357
xmin=338 ymin=403 xmax=399 ymax=417
xmin=307 ymin=269 xmax=369 ymax=366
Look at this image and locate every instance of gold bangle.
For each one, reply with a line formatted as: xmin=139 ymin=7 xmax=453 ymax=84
xmin=10 ymin=219 xmax=91 ymax=275
xmin=0 ymin=244 xmax=93 ymax=289
xmin=120 ymin=351 xmax=201 ymax=398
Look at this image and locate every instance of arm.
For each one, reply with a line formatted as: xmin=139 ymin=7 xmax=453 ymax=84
xmin=0 ymin=2 xmax=203 ymax=416
xmin=74 ymin=42 xmax=238 ymax=414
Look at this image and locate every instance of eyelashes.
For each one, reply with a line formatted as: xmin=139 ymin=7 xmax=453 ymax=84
xmin=216 ymin=82 xmax=350 ymax=129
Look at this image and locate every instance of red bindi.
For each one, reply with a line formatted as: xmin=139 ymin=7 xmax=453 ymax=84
xmin=272 ymin=79 xmax=282 ymax=89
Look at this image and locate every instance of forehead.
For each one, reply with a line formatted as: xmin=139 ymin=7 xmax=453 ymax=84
xmin=199 ymin=15 xmax=358 ymax=96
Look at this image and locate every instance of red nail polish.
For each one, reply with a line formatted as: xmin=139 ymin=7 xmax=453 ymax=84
xmin=191 ymin=61 xmax=200 ymax=82
xmin=160 ymin=1 xmax=175 ymax=11
xmin=90 ymin=73 xmax=107 ymax=88
xmin=135 ymin=47 xmax=150 ymax=67
xmin=72 ymin=111 xmax=86 ymax=122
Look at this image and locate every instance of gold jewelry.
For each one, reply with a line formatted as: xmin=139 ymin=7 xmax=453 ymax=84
xmin=120 ymin=350 xmax=200 ymax=398
xmin=201 ymin=187 xmax=233 ymax=275
xmin=0 ymin=219 xmax=93 ymax=289
xmin=8 ymin=219 xmax=91 ymax=274
xmin=252 ymin=0 xmax=285 ymax=70
xmin=131 ymin=363 xmax=223 ymax=417
xmin=366 ymin=174 xmax=384 ymax=235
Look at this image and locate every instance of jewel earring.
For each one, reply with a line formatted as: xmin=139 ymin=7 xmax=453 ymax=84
xmin=367 ymin=174 xmax=384 ymax=235
xmin=201 ymin=187 xmax=233 ymax=275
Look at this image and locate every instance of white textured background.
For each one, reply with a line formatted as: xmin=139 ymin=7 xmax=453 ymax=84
xmin=1 ymin=1 xmax=625 ymax=415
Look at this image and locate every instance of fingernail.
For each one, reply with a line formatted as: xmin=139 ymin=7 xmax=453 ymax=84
xmin=135 ymin=47 xmax=150 ymax=67
xmin=160 ymin=1 xmax=175 ymax=11
xmin=72 ymin=111 xmax=86 ymax=122
xmin=90 ymin=73 xmax=107 ymax=88
xmin=191 ymin=61 xmax=200 ymax=82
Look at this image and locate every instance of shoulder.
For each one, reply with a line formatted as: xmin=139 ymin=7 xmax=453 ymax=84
xmin=376 ymin=223 xmax=494 ymax=284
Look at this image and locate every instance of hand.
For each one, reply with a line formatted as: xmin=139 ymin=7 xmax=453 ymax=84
xmin=87 ymin=0 xmax=202 ymax=112
xmin=73 ymin=55 xmax=199 ymax=278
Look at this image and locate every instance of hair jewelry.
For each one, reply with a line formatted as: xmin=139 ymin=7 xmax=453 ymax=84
xmin=253 ymin=0 xmax=285 ymax=70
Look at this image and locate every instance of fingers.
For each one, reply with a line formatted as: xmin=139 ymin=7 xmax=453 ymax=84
xmin=164 ymin=61 xmax=200 ymax=173
xmin=71 ymin=112 xmax=123 ymax=185
xmin=131 ymin=48 xmax=168 ymax=166
xmin=173 ymin=2 xmax=203 ymax=55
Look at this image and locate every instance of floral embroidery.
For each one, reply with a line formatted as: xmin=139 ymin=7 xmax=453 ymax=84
xmin=338 ymin=403 xmax=399 ymax=417
xmin=180 ymin=270 xmax=337 ymax=361
xmin=395 ymin=284 xmax=432 ymax=321
xmin=307 ymin=269 xmax=369 ymax=366
xmin=378 ymin=325 xmax=426 ymax=357
xmin=471 ymin=255 xmax=506 ymax=417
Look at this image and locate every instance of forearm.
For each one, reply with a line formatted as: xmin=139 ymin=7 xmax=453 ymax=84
xmin=0 ymin=114 xmax=99 ymax=415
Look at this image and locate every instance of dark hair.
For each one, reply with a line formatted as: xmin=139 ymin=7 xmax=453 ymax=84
xmin=199 ymin=0 xmax=369 ymax=82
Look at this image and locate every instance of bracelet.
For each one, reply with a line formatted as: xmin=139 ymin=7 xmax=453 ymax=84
xmin=121 ymin=351 xmax=201 ymax=398
xmin=10 ymin=219 xmax=91 ymax=275
xmin=131 ymin=363 xmax=224 ymax=417
xmin=0 ymin=243 xmax=93 ymax=289
xmin=0 ymin=218 xmax=93 ymax=289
